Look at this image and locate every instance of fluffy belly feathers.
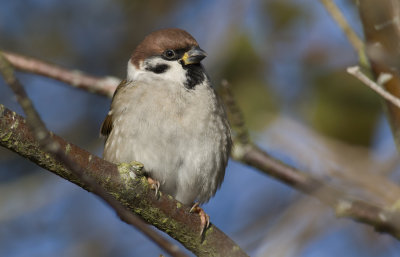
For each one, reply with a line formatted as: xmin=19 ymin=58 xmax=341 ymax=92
xmin=103 ymin=81 xmax=230 ymax=204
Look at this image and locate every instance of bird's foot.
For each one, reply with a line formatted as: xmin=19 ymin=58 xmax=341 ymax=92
xmin=190 ymin=202 xmax=210 ymax=235
xmin=147 ymin=177 xmax=160 ymax=198
xmin=117 ymin=161 xmax=145 ymax=181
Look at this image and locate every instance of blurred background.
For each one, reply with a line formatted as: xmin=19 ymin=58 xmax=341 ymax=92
xmin=1 ymin=0 xmax=400 ymax=256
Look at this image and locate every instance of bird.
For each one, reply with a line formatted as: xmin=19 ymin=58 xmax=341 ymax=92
xmin=100 ymin=28 xmax=231 ymax=233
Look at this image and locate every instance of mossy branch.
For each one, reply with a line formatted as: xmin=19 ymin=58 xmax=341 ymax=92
xmin=0 ymin=103 xmax=248 ymax=257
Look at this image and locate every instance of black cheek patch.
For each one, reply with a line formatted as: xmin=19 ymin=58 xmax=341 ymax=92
xmin=146 ymin=64 xmax=170 ymax=74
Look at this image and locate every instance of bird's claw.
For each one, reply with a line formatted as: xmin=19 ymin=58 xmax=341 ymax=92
xmin=147 ymin=177 xmax=160 ymax=198
xmin=128 ymin=161 xmax=145 ymax=176
xmin=190 ymin=202 xmax=210 ymax=235
xmin=117 ymin=161 xmax=144 ymax=181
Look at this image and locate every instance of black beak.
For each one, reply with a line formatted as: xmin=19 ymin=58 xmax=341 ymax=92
xmin=182 ymin=46 xmax=207 ymax=65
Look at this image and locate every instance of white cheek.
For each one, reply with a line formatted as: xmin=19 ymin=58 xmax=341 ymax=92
xmin=127 ymin=60 xmax=144 ymax=81
xmin=161 ymin=61 xmax=187 ymax=84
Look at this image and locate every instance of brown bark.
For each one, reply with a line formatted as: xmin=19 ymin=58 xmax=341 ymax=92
xmin=0 ymin=104 xmax=248 ymax=257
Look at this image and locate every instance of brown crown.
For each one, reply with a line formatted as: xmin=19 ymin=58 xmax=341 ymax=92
xmin=130 ymin=28 xmax=199 ymax=68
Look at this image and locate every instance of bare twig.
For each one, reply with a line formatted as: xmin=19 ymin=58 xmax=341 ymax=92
xmin=220 ymin=80 xmax=400 ymax=240
xmin=347 ymin=65 xmax=400 ymax=109
xmin=358 ymin=0 xmax=400 ymax=149
xmin=242 ymin=144 xmax=400 ymax=236
xmin=319 ymin=0 xmax=369 ymax=68
xmin=0 ymin=52 xmax=189 ymax=257
xmin=2 ymin=51 xmax=119 ymax=98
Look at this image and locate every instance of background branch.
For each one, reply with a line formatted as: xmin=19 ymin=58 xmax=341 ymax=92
xmin=347 ymin=65 xmax=400 ymax=109
xmin=319 ymin=0 xmax=369 ymax=69
xmin=2 ymin=51 xmax=119 ymax=98
xmin=358 ymin=0 xmax=400 ymax=149
xmin=220 ymin=80 xmax=400 ymax=240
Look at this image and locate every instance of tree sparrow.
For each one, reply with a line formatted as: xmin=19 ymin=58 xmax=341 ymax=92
xmin=101 ymin=28 xmax=231 ymax=233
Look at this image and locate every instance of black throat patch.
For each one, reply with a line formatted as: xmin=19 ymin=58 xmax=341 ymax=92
xmin=182 ymin=63 xmax=206 ymax=90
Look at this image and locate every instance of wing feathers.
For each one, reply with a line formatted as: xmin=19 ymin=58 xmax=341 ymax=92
xmin=99 ymin=79 xmax=127 ymax=138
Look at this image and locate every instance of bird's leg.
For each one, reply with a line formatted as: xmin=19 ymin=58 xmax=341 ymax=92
xmin=117 ymin=161 xmax=145 ymax=179
xmin=147 ymin=176 xmax=160 ymax=198
xmin=117 ymin=161 xmax=160 ymax=198
xmin=190 ymin=202 xmax=210 ymax=235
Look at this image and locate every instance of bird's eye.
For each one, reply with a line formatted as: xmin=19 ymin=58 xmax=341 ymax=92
xmin=164 ymin=50 xmax=176 ymax=59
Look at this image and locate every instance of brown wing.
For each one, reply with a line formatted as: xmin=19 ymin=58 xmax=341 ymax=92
xmin=100 ymin=114 xmax=113 ymax=137
xmin=100 ymin=79 xmax=127 ymax=138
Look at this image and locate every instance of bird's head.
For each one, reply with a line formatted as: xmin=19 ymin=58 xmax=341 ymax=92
xmin=127 ymin=28 xmax=208 ymax=89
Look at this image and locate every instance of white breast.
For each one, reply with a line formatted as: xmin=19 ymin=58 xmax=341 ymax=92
xmin=103 ymin=78 xmax=231 ymax=204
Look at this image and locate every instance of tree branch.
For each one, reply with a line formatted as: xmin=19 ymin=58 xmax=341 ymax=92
xmin=347 ymin=65 xmax=400 ymax=109
xmin=319 ymin=0 xmax=370 ymax=69
xmin=0 ymin=103 xmax=248 ymax=257
xmin=242 ymin=144 xmax=400 ymax=237
xmin=2 ymin=51 xmax=119 ymax=98
xmin=358 ymin=0 xmax=400 ymax=149
xmin=220 ymin=80 xmax=400 ymax=240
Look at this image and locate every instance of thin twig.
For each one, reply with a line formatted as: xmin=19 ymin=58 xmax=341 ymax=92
xmin=2 ymin=51 xmax=119 ymax=98
xmin=347 ymin=65 xmax=400 ymax=109
xmin=0 ymin=52 xmax=189 ymax=257
xmin=358 ymin=0 xmax=400 ymax=150
xmin=319 ymin=0 xmax=370 ymax=69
